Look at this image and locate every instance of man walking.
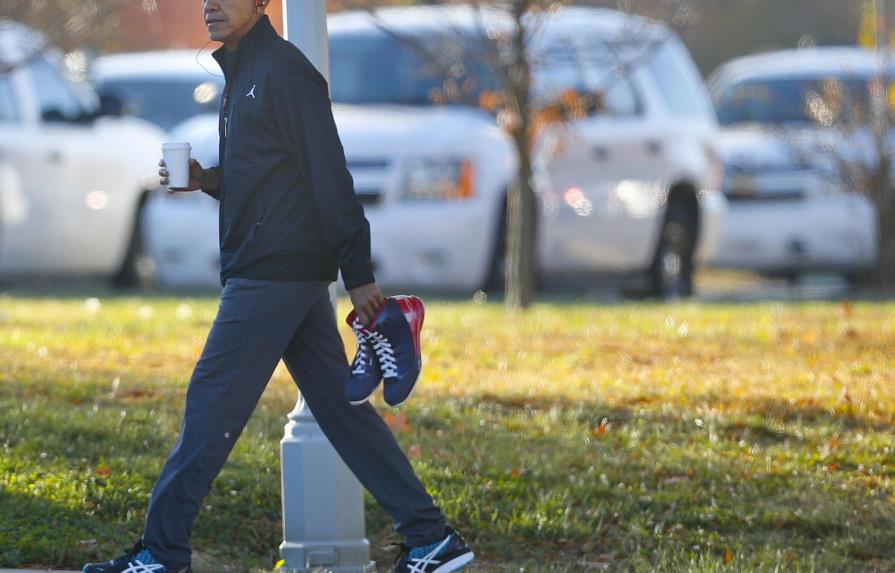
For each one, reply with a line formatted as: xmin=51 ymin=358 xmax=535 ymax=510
xmin=82 ymin=1 xmax=473 ymax=572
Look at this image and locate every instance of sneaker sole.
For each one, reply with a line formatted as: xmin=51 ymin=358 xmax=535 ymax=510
xmin=433 ymin=551 xmax=475 ymax=572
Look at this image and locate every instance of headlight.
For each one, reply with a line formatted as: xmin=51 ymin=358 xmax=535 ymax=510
xmin=401 ymin=158 xmax=474 ymax=201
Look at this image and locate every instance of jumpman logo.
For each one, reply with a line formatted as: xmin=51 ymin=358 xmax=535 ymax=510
xmin=246 ymin=84 xmax=256 ymax=99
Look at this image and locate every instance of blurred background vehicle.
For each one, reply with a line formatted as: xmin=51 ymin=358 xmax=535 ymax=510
xmin=0 ymin=20 xmax=165 ymax=288
xmin=708 ymin=47 xmax=880 ymax=283
xmin=90 ymin=50 xmax=223 ymax=133
xmin=168 ymin=5 xmax=726 ymax=296
xmin=90 ymin=51 xmax=224 ymax=288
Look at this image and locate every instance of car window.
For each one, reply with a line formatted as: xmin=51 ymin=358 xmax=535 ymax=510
xmin=714 ymin=76 xmax=876 ymax=127
xmin=533 ymin=41 xmax=643 ymax=117
xmin=0 ymin=74 xmax=19 ymax=123
xmin=96 ymin=77 xmax=224 ymax=132
xmin=645 ymin=38 xmax=713 ymax=119
xmin=26 ymin=58 xmax=86 ymax=122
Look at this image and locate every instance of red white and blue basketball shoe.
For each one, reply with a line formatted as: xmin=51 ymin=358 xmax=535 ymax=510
xmin=346 ymin=296 xmax=425 ymax=407
xmin=373 ymin=295 xmax=424 ymax=407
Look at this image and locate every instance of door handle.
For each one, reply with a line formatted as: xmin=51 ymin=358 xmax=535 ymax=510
xmin=592 ymin=146 xmax=610 ymax=160
xmin=46 ymin=150 xmax=64 ymax=163
xmin=646 ymin=140 xmax=663 ymax=156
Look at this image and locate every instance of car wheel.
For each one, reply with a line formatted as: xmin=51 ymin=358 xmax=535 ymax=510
xmin=112 ymin=196 xmax=158 ymax=290
xmin=649 ymin=201 xmax=696 ymax=299
xmin=483 ymin=196 xmax=508 ymax=293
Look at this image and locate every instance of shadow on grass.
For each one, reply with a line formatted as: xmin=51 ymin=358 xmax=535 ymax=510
xmin=0 ymin=487 xmax=132 ymax=569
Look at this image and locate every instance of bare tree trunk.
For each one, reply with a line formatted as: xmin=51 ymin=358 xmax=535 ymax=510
xmin=871 ymin=156 xmax=895 ymax=288
xmin=877 ymin=196 xmax=895 ymax=288
xmin=504 ymin=0 xmax=536 ymax=311
xmin=505 ymin=156 xmax=537 ymax=310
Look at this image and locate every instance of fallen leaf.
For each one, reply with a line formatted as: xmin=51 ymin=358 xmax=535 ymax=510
xmin=384 ymin=412 xmax=410 ymax=434
xmin=511 ymin=468 xmax=522 ymax=478
xmin=842 ymin=299 xmax=853 ymax=318
xmin=95 ymin=465 xmax=112 ymax=476
xmin=591 ymin=418 xmax=609 ymax=437
xmin=724 ymin=546 xmax=733 ymax=564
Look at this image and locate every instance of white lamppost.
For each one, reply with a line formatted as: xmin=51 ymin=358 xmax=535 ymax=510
xmin=279 ymin=2 xmax=374 ymax=571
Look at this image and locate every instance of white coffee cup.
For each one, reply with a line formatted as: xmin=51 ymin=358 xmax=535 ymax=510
xmin=162 ymin=142 xmax=192 ymax=189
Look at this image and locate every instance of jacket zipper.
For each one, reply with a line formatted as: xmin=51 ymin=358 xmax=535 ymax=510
xmin=222 ymin=82 xmax=233 ymax=140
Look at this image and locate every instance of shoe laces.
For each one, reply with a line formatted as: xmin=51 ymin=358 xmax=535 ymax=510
xmin=351 ymin=321 xmax=372 ymax=375
xmin=368 ymin=330 xmax=398 ymax=378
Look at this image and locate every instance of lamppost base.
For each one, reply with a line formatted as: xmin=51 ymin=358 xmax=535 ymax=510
xmin=279 ymin=541 xmax=376 ymax=573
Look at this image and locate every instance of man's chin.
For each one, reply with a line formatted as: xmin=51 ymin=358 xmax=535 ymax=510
xmin=207 ymin=29 xmax=226 ymax=42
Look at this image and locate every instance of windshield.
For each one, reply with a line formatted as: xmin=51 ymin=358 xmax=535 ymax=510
xmin=329 ymin=31 xmax=644 ymax=114
xmin=714 ymin=76 xmax=882 ymax=127
xmin=96 ymin=77 xmax=224 ymax=131
xmin=329 ymin=32 xmax=499 ymax=106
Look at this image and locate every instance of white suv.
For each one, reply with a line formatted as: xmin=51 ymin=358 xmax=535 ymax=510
xmin=708 ymin=47 xmax=879 ymax=280
xmin=166 ymin=5 xmax=727 ymax=295
xmin=0 ymin=21 xmax=165 ymax=287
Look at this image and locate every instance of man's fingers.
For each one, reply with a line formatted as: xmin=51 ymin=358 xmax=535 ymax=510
xmin=362 ymin=302 xmax=375 ymax=325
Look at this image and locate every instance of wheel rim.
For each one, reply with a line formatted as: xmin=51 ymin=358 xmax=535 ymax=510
xmin=660 ymin=221 xmax=690 ymax=297
xmin=134 ymin=251 xmax=158 ymax=287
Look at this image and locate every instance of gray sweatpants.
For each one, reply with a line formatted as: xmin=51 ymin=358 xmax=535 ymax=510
xmin=142 ymin=278 xmax=446 ymax=569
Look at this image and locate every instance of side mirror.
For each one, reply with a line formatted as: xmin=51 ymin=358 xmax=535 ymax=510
xmin=98 ymin=93 xmax=124 ymax=118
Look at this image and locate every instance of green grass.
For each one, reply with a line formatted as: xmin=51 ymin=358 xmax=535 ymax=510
xmin=1 ymin=291 xmax=893 ymax=572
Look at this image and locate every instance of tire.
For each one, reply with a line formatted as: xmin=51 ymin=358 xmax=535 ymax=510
xmin=648 ymin=201 xmax=696 ymax=299
xmin=112 ymin=196 xmax=158 ymax=290
xmin=483 ymin=196 xmax=508 ymax=293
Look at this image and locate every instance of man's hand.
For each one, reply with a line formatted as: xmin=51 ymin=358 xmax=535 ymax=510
xmin=349 ymin=282 xmax=386 ymax=327
xmin=159 ymin=158 xmax=207 ymax=192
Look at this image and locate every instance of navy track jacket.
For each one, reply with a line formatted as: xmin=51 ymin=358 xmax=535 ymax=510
xmin=203 ymin=15 xmax=374 ymax=290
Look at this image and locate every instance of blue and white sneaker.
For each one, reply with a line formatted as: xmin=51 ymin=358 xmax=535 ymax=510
xmin=345 ymin=310 xmax=383 ymax=405
xmin=393 ymin=527 xmax=474 ymax=573
xmin=82 ymin=539 xmax=190 ymax=573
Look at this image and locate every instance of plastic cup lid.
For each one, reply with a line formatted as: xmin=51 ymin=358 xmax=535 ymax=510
xmin=162 ymin=142 xmax=191 ymax=150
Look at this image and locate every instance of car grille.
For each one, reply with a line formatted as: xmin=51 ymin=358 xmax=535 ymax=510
xmin=355 ymin=188 xmax=383 ymax=205
xmin=347 ymin=157 xmax=391 ymax=207
xmin=724 ymin=187 xmax=805 ymax=202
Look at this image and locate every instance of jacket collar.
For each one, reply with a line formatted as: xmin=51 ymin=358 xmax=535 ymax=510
xmin=211 ymin=15 xmax=274 ymax=81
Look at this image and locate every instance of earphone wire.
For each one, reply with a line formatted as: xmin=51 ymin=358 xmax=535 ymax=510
xmin=195 ymin=39 xmax=223 ymax=78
